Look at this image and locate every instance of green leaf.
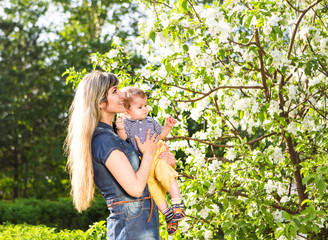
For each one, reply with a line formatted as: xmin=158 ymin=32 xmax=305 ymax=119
xmin=182 ymin=44 xmax=189 ymax=52
xmin=149 ymin=31 xmax=156 ymax=42
xmin=282 ymin=211 xmax=291 ymax=220
xmin=179 ymin=0 xmax=188 ymax=13
xmin=317 ymin=179 xmax=325 ymax=194
xmin=238 ymin=110 xmax=244 ymax=119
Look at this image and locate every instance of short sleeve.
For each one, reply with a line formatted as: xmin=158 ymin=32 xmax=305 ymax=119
xmin=151 ymin=117 xmax=162 ymax=136
xmin=91 ymin=132 xmax=122 ymax=165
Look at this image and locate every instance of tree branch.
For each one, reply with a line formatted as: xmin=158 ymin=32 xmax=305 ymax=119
xmin=220 ymin=188 xmax=299 ymax=214
xmin=287 ymin=0 xmax=323 ymax=59
xmin=147 ymin=0 xmax=172 ymax=9
xmin=174 ymin=85 xmax=263 ymax=103
xmin=205 ymin=156 xmax=233 ymax=163
xmin=255 ymin=28 xmax=270 ymax=101
xmin=306 ymin=36 xmax=328 ymax=76
xmin=165 ymin=136 xmax=233 ymax=148
xmin=246 ymin=132 xmax=278 ymax=145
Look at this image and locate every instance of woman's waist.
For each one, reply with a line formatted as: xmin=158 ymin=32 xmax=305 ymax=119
xmin=106 ymin=193 xmax=151 ymax=209
xmin=106 ymin=192 xmax=150 ymax=207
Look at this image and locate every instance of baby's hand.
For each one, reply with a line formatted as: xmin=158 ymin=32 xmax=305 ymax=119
xmin=165 ymin=116 xmax=177 ymax=127
xmin=116 ymin=116 xmax=125 ymax=130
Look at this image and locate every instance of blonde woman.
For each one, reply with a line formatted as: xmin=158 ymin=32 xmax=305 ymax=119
xmin=66 ymin=71 xmax=176 ymax=239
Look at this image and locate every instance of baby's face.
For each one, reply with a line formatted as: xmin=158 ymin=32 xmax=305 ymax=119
xmin=126 ymin=96 xmax=149 ymax=120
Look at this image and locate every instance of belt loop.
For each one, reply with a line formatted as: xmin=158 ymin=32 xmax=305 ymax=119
xmin=147 ymin=193 xmax=153 ymax=223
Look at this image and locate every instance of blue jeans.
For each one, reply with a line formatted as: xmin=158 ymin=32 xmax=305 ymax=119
xmin=92 ymin=123 xmax=160 ymax=239
xmin=106 ymin=195 xmax=160 ymax=239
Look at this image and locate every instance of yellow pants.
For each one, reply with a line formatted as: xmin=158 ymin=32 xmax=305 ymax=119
xmin=147 ymin=141 xmax=179 ymax=206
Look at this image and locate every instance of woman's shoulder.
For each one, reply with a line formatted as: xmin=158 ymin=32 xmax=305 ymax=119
xmin=91 ymin=126 xmax=123 ymax=163
xmin=92 ymin=126 xmax=120 ymax=145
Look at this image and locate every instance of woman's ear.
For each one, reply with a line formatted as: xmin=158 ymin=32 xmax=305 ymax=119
xmin=99 ymin=102 xmax=106 ymax=110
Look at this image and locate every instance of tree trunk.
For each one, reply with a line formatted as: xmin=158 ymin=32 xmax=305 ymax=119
xmin=285 ymin=136 xmax=308 ymax=210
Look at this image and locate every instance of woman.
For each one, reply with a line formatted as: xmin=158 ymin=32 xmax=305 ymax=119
xmin=65 ymin=70 xmax=175 ymax=239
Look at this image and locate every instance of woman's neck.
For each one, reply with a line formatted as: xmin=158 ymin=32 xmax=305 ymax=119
xmin=100 ymin=113 xmax=115 ymax=126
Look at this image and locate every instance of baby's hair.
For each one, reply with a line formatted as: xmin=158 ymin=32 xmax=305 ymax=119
xmin=121 ymin=87 xmax=146 ymax=109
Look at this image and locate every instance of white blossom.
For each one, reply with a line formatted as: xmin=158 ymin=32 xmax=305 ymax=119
xmin=157 ymin=65 xmax=167 ymax=78
xmin=204 ymin=229 xmax=213 ymax=239
xmin=112 ymin=36 xmax=121 ymax=45
xmin=107 ymin=49 xmax=119 ymax=59
xmin=270 ymin=49 xmax=291 ymax=68
xmin=243 ymin=50 xmax=256 ymax=62
xmin=208 ymin=160 xmax=222 ymax=172
xmin=225 ymin=148 xmax=236 ymax=160
xmin=155 ymin=32 xmax=169 ymax=46
xmin=91 ymin=55 xmax=97 ymax=63
xmin=199 ymin=206 xmax=210 ymax=218
xmin=180 ymin=19 xmax=190 ymax=28
xmin=234 ymin=98 xmax=251 ymax=111
xmin=264 ymin=180 xmax=275 ymax=194
xmin=320 ymin=38 xmax=328 ymax=50
xmin=158 ymin=96 xmax=170 ymax=109
xmin=159 ymin=13 xmax=169 ymax=28
xmin=268 ymin=15 xmax=283 ymax=27
xmin=138 ymin=67 xmax=151 ymax=79
xmin=263 ymin=22 xmax=272 ymax=35
xmin=299 ymin=26 xmax=309 ymax=41
xmin=309 ymin=76 xmax=321 ymax=86
xmin=209 ymin=41 xmax=220 ymax=54
xmin=286 ymin=122 xmax=298 ymax=135
xmin=280 ymin=196 xmax=290 ymax=203
xmin=111 ymin=62 xmax=118 ymax=69
xmin=268 ymin=100 xmax=282 ymax=117
xmin=188 ymin=45 xmax=202 ymax=59
xmin=273 ymin=210 xmax=284 ymax=222
xmin=287 ymin=84 xmax=298 ymax=100
xmin=270 ymin=146 xmax=284 ymax=164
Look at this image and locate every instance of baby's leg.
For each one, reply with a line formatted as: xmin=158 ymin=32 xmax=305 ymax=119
xmin=169 ymin=179 xmax=181 ymax=204
xmin=157 ymin=200 xmax=169 ymax=212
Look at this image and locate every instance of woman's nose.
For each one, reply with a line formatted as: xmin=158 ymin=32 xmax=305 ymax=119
xmin=118 ymin=90 xmax=124 ymax=98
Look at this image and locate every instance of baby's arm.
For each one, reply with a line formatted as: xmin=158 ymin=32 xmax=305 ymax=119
xmin=116 ymin=116 xmax=128 ymax=140
xmin=158 ymin=116 xmax=177 ymax=140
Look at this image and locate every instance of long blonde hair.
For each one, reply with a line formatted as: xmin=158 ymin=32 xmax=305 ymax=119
xmin=65 ymin=70 xmax=119 ymax=212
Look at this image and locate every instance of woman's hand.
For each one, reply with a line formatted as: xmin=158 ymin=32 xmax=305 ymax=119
xmin=159 ymin=144 xmax=176 ymax=168
xmin=135 ymin=129 xmax=161 ymax=158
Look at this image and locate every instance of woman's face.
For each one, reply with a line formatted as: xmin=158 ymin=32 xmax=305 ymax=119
xmin=100 ymin=85 xmax=125 ymax=118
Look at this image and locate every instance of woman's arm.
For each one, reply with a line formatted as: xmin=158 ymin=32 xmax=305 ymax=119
xmin=105 ymin=129 xmax=159 ymax=197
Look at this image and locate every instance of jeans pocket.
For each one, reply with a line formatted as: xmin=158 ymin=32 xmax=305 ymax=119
xmin=124 ymin=201 xmax=143 ymax=220
xmin=107 ymin=212 xmax=124 ymax=240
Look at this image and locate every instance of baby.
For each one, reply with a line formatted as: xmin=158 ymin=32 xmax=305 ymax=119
xmin=116 ymin=86 xmax=185 ymax=235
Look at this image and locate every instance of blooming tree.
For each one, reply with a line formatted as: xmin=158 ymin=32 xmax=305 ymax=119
xmin=66 ymin=0 xmax=328 ymax=239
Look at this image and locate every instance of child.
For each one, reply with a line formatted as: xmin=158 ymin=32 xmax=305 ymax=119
xmin=116 ymin=86 xmax=185 ymax=235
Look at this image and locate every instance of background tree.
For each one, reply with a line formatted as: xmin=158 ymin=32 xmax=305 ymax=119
xmin=67 ymin=0 xmax=328 ymax=239
xmin=0 ymin=0 xmax=144 ymax=200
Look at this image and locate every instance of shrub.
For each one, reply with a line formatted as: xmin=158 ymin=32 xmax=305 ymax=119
xmin=0 ymin=223 xmax=86 ymax=239
xmin=0 ymin=197 xmax=108 ymax=230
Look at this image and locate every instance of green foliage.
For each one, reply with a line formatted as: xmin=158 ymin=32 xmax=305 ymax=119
xmin=0 ymin=0 xmax=145 ymax=200
xmin=85 ymin=221 xmax=107 ymax=240
xmin=0 ymin=223 xmax=85 ymax=240
xmin=64 ymin=0 xmax=328 ymax=239
xmin=0 ymin=198 xmax=108 ymax=231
